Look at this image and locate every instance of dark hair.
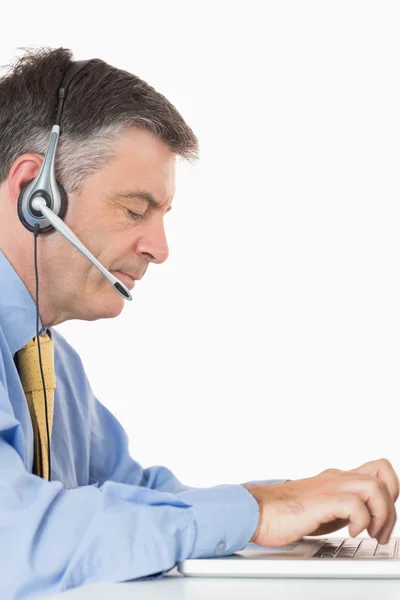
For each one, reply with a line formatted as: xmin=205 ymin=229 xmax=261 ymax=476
xmin=0 ymin=46 xmax=199 ymax=193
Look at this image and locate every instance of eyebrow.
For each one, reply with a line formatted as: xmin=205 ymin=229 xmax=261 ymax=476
xmin=112 ymin=190 xmax=172 ymax=212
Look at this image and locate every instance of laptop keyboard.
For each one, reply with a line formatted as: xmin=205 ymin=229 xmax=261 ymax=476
xmin=312 ymin=538 xmax=400 ymax=559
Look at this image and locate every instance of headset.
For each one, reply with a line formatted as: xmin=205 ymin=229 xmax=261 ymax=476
xmin=17 ymin=60 xmax=133 ymax=480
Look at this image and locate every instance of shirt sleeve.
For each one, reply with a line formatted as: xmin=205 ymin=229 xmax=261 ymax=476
xmin=87 ymin=392 xmax=290 ymax=569
xmin=0 ymin=381 xmax=260 ymax=598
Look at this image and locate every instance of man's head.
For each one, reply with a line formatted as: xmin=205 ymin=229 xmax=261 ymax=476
xmin=0 ymin=47 xmax=198 ymax=327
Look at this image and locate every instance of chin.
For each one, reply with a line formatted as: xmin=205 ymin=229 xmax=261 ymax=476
xmin=85 ymin=285 xmax=126 ymax=320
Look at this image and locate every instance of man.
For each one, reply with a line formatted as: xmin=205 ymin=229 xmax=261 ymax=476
xmin=0 ymin=47 xmax=398 ymax=598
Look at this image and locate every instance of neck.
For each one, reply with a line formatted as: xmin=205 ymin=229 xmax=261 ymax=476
xmin=0 ymin=242 xmax=71 ymax=328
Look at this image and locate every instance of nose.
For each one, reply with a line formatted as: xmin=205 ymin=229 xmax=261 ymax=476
xmin=135 ymin=216 xmax=169 ymax=264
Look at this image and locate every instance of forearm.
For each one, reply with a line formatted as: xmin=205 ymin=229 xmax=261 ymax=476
xmin=0 ymin=439 xmax=259 ymax=597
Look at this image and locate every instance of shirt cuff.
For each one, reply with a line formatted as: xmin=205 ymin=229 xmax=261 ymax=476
xmin=177 ymin=484 xmax=260 ymax=559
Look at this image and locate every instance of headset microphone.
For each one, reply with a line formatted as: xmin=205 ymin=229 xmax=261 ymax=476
xmin=31 ymin=195 xmax=132 ymax=300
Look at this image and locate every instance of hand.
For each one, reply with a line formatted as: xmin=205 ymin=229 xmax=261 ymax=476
xmin=243 ymin=458 xmax=400 ymax=547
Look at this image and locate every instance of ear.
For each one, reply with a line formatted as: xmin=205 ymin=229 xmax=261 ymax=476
xmin=7 ymin=154 xmax=44 ymax=206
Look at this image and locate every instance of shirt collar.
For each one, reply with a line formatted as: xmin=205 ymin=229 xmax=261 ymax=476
xmin=0 ymin=249 xmax=50 ymax=355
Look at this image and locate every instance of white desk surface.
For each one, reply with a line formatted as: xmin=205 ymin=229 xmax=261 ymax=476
xmin=49 ymin=567 xmax=400 ymax=600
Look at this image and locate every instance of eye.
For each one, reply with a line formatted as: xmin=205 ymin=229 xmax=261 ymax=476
xmin=127 ymin=209 xmax=144 ymax=220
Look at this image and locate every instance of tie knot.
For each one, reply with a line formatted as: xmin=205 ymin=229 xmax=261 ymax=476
xmin=22 ymin=332 xmax=51 ymax=349
xmin=17 ymin=333 xmax=56 ymax=393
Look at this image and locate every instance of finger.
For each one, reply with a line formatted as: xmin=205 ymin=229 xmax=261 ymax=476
xmin=344 ymin=474 xmax=393 ymax=540
xmin=352 ymin=458 xmax=400 ymax=503
xmin=317 ymin=493 xmax=371 ymax=538
xmin=377 ymin=508 xmax=397 ymax=545
xmin=373 ymin=487 xmax=397 ymax=544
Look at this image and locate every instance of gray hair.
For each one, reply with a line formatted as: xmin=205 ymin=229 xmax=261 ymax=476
xmin=0 ymin=47 xmax=199 ymax=194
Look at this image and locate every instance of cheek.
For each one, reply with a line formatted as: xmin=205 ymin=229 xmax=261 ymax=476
xmin=64 ymin=207 xmax=132 ymax=271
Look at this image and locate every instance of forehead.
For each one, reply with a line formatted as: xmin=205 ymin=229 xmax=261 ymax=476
xmin=110 ymin=128 xmax=176 ymax=199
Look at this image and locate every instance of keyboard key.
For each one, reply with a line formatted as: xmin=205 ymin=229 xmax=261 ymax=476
xmin=313 ymin=541 xmax=344 ymax=558
xmin=374 ymin=540 xmax=396 ymax=558
xmin=396 ymin=541 xmax=400 ymax=558
xmin=354 ymin=539 xmax=378 ymax=559
xmin=336 ymin=540 xmax=361 ymax=558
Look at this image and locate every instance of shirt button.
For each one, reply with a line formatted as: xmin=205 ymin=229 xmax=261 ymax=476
xmin=216 ymin=541 xmax=226 ymax=554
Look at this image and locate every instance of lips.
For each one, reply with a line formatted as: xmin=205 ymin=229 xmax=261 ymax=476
xmin=118 ymin=271 xmax=136 ymax=281
xmin=115 ymin=271 xmax=136 ymax=290
xmin=117 ymin=270 xmax=143 ymax=281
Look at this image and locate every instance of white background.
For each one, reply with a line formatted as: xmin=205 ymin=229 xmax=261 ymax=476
xmin=2 ymin=1 xmax=400 ymax=536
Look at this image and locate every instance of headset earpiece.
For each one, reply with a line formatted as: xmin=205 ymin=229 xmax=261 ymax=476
xmin=17 ymin=176 xmax=68 ymax=234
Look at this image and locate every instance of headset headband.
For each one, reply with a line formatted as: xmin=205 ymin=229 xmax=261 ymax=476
xmin=55 ymin=60 xmax=91 ymax=129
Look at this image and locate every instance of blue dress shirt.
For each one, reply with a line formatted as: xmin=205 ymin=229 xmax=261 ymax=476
xmin=0 ymin=249 xmax=287 ymax=599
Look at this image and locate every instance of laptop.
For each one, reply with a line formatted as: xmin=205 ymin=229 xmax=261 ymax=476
xmin=177 ymin=536 xmax=400 ymax=578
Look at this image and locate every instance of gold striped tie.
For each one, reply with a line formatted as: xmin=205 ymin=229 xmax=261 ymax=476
xmin=16 ymin=333 xmax=56 ymax=480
